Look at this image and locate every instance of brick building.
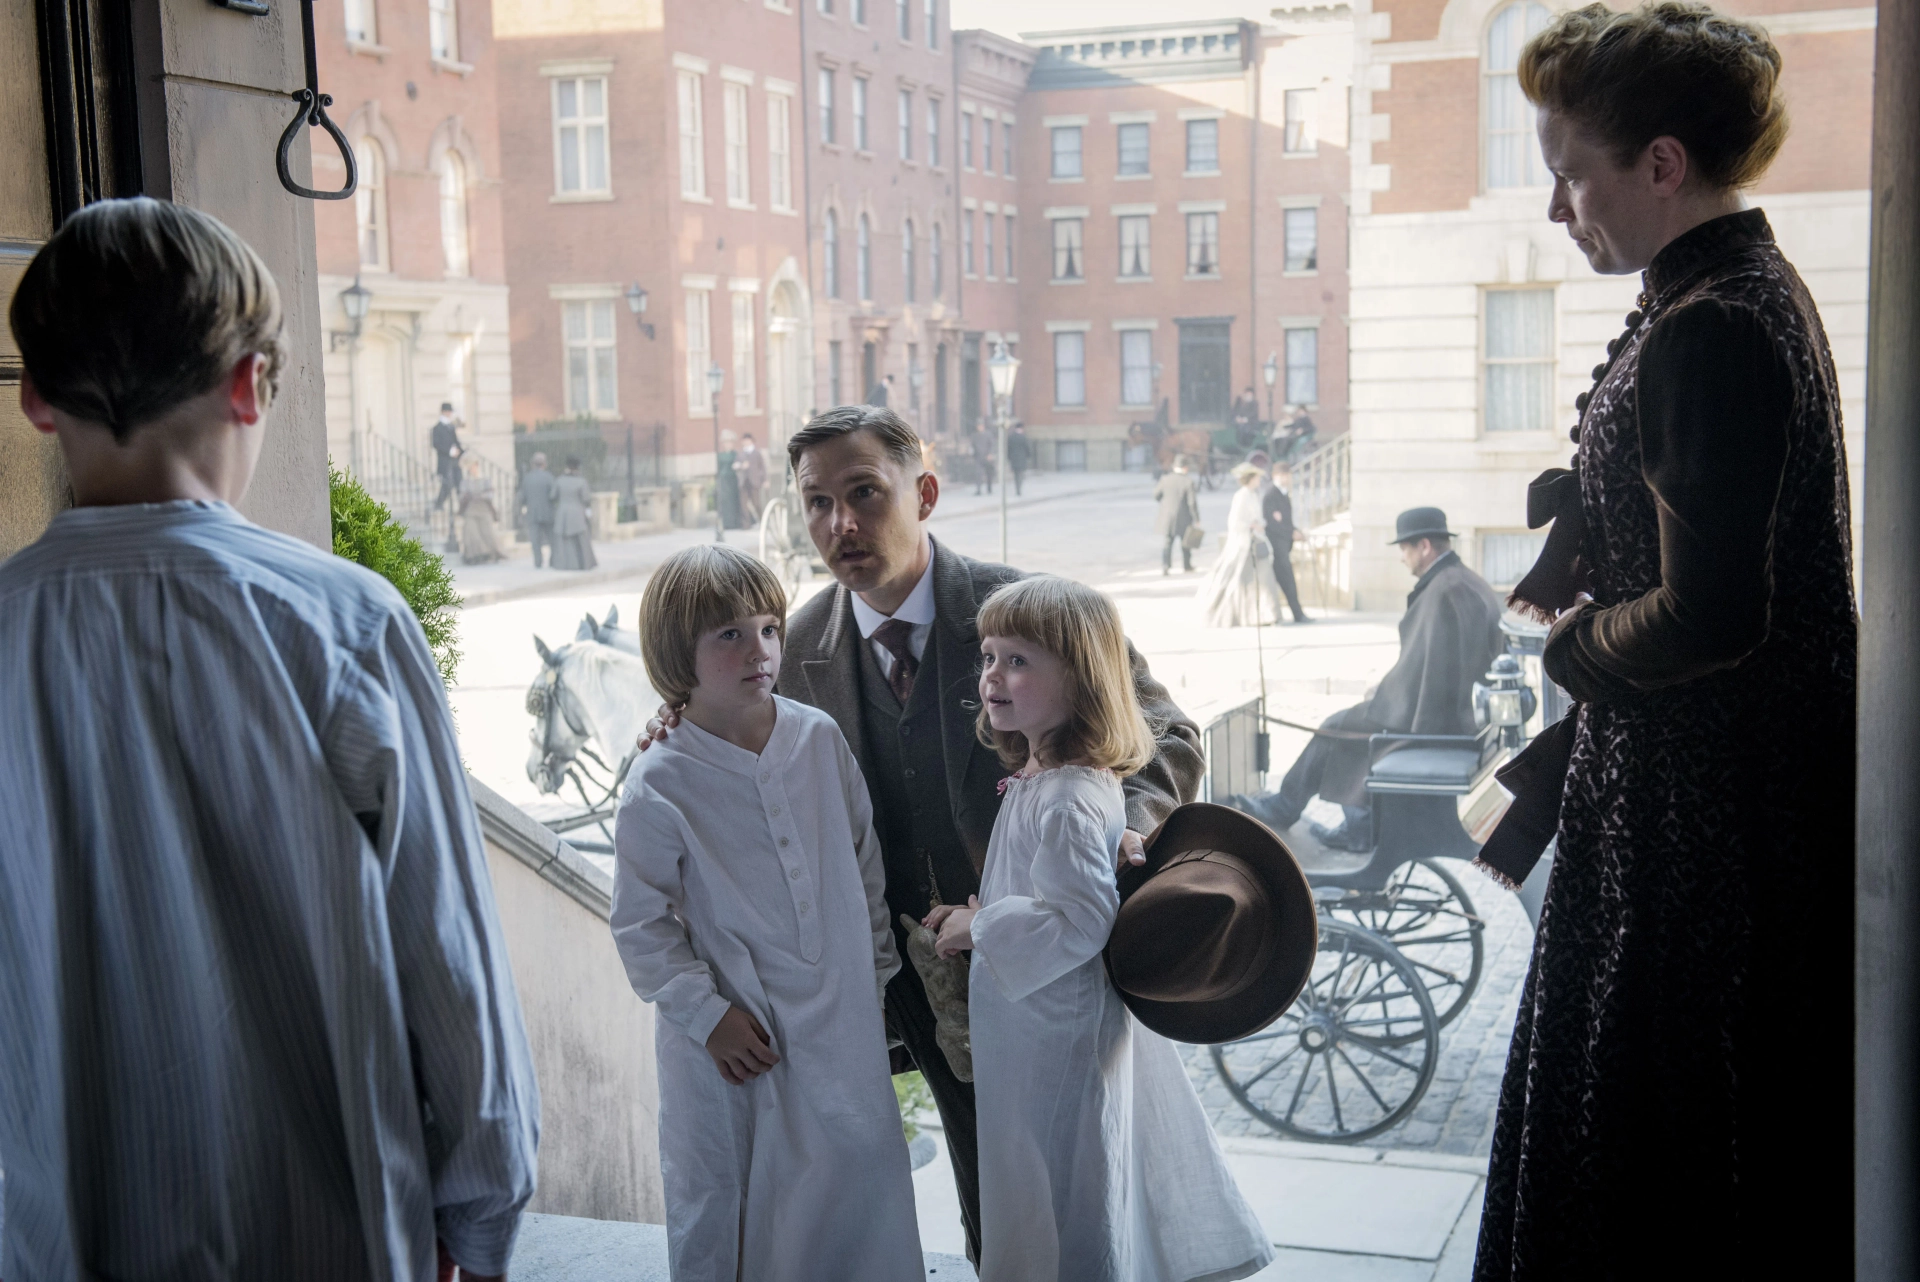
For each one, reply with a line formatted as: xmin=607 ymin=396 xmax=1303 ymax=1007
xmin=1344 ymin=0 xmax=1876 ymax=607
xmin=315 ymin=0 xmax=516 ymax=473
xmin=493 ymin=0 xmax=813 ymax=492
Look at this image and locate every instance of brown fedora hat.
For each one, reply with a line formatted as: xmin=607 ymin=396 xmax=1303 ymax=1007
xmin=1104 ymin=803 xmax=1318 ymax=1045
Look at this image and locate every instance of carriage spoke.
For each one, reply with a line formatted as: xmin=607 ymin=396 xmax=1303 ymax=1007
xmin=1283 ymin=1048 xmax=1318 ymax=1123
xmin=1334 ymin=1043 xmax=1395 ymax=1115
xmin=1338 ymin=1034 xmax=1426 ymax=1074
xmin=1239 ymin=1044 xmax=1303 ymax=1091
xmin=1324 ymin=1054 xmax=1347 ymax=1132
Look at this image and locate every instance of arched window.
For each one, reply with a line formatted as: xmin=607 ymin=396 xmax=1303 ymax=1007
xmin=930 ymin=222 xmax=944 ymax=298
xmin=902 ymin=219 xmax=916 ymax=303
xmin=824 ymin=208 xmax=840 ymax=299
xmin=857 ymin=213 xmax=872 ymax=301
xmin=354 ymin=137 xmax=388 ymax=270
xmin=438 ymin=150 xmax=470 ymax=277
xmin=1484 ymin=3 xmax=1552 ymax=190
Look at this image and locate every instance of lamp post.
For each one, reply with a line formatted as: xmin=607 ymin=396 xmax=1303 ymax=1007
xmin=986 ymin=341 xmax=1020 ymax=564
xmin=1262 ymin=350 xmax=1279 ymax=431
xmin=707 ymin=362 xmax=726 ymax=542
xmin=339 ymin=276 xmax=372 ymax=475
xmin=625 ymin=283 xmax=654 ymax=340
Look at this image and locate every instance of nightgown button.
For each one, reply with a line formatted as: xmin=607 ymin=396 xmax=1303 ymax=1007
xmin=771 ymin=805 xmax=781 ymax=815
xmin=790 ymin=868 xmax=801 ymax=879
xmin=799 ymin=902 xmax=810 ymax=914
xmin=780 ymin=837 xmax=790 ymax=848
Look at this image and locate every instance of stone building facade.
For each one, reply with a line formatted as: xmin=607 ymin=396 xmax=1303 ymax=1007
xmin=314 ymin=0 xmax=516 ymax=473
xmin=1344 ymin=0 xmax=1876 ymax=607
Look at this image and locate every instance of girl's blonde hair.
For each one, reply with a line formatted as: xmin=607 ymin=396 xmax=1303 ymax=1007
xmin=975 ymin=575 xmax=1156 ymax=776
xmin=638 ymin=544 xmax=787 ymax=706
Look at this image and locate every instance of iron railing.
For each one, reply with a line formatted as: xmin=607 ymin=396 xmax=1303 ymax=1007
xmin=1295 ymin=432 xmax=1351 ymax=529
xmin=346 ymin=425 xmax=517 ymax=548
xmin=1200 ymin=696 xmax=1269 ymax=803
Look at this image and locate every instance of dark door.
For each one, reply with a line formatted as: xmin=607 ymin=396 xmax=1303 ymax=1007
xmin=961 ymin=333 xmax=981 ymax=432
xmin=1177 ymin=319 xmax=1232 ymax=425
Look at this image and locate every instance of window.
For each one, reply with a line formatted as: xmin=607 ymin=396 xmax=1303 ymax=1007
xmin=1186 ymin=211 xmax=1220 ymax=276
xmin=819 ymin=69 xmax=836 ymax=145
xmin=1117 ymin=122 xmax=1150 ymax=176
xmin=853 ymin=0 xmax=866 ymax=21
xmin=982 ymin=213 xmax=995 ymax=279
xmin=853 ymin=77 xmax=869 ymax=151
xmin=1481 ymin=532 xmax=1549 ymax=586
xmin=447 ymin=333 xmax=476 ymax=421
xmin=1185 ymin=118 xmax=1219 ymax=172
xmin=563 ymin=299 xmax=617 ymax=415
xmin=1054 ymin=331 xmax=1086 ymax=407
xmin=437 ymin=150 xmax=469 ymax=277
xmin=1003 ymin=121 xmax=1014 ymax=176
xmin=824 ymin=209 xmax=840 ymax=297
xmin=1051 ymin=217 xmax=1082 ymax=281
xmin=896 ymin=0 xmax=909 ymax=39
xmin=1119 ymin=214 xmax=1150 ymax=277
xmin=1484 ymin=288 xmax=1555 ymax=431
xmin=1283 ymin=207 xmax=1317 ymax=272
xmin=1004 ymin=214 xmax=1015 ymax=278
xmin=898 ymin=90 xmax=913 ymax=160
xmin=962 ymin=113 xmax=974 ymax=168
xmin=982 ymin=116 xmax=995 ymax=172
xmin=344 ymin=0 xmax=376 ymax=43
xmin=925 ymin=0 xmax=937 ymax=48
xmin=678 ymin=71 xmax=706 ymax=198
xmin=353 ymin=137 xmax=387 ymax=269
xmin=731 ymin=291 xmax=757 ymax=412
xmin=903 ymin=219 xmax=916 ymax=302
xmin=428 ymin=0 xmax=457 ymax=60
xmin=1283 ymin=90 xmax=1316 ymax=154
xmin=819 ymin=0 xmax=831 ymax=10
xmin=769 ymin=93 xmax=793 ymax=210
xmin=1050 ymin=125 xmax=1080 ymax=178
xmin=1120 ymin=329 xmax=1153 ymax=405
xmin=930 ymin=222 xmax=944 ymax=297
xmin=829 ymin=339 xmax=844 ymax=405
xmin=1486 ymin=3 xmax=1553 ymax=188
xmin=857 ymin=214 xmax=872 ymax=299
xmin=553 ymin=76 xmax=609 ymax=195
xmin=927 ymin=98 xmax=941 ymax=167
xmin=686 ymin=291 xmax=713 ymax=414
xmin=724 ymin=81 xmax=751 ymax=205
xmin=1285 ymin=327 xmax=1318 ymax=405
xmin=963 ymin=211 xmax=975 ymax=274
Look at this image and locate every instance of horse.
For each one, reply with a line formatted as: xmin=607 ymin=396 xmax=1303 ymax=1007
xmin=575 ymin=603 xmax=641 ymax=655
xmin=524 ymin=634 xmax=658 ymax=804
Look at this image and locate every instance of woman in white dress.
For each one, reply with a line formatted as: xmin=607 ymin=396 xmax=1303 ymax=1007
xmin=1197 ymin=463 xmax=1281 ymax=628
xmin=928 ymin=576 xmax=1273 ymax=1282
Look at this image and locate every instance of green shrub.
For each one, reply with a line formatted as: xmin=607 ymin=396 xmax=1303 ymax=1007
xmin=329 ymin=466 xmax=462 ymax=686
xmin=894 ymin=1070 xmax=934 ymax=1141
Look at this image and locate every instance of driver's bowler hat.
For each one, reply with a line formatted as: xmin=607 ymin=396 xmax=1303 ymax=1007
xmin=1389 ymin=507 xmax=1458 ymax=545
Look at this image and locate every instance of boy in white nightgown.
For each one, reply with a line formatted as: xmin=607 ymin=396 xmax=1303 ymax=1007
xmin=611 ymin=546 xmax=921 ymax=1282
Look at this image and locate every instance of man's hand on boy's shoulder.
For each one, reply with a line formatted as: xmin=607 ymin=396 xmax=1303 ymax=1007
xmin=636 ymin=702 xmax=684 ymax=753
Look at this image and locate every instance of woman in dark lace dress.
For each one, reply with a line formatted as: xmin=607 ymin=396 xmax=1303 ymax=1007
xmin=1474 ymin=6 xmax=1856 ymax=1277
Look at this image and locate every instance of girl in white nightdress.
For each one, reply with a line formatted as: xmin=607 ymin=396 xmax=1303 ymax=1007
xmin=610 ymin=544 xmax=922 ymax=1282
xmin=926 ymin=575 xmax=1272 ymax=1282
xmin=1197 ymin=463 xmax=1281 ymax=628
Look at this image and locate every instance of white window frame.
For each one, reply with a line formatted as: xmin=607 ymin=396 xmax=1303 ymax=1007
xmin=1118 ymin=214 xmax=1150 ymax=279
xmin=1482 ymin=287 xmax=1557 ymax=432
xmin=730 ymin=288 xmax=758 ymax=413
xmin=724 ymin=80 xmax=752 ymax=207
xmin=1283 ymin=89 xmax=1317 ymax=155
xmin=344 ymin=0 xmax=377 ymax=45
xmin=1119 ymin=328 xmax=1154 ymax=406
xmin=1284 ymin=326 xmax=1318 ymax=406
xmin=1185 ymin=211 xmax=1220 ymax=277
xmin=552 ymin=75 xmax=611 ymax=197
xmin=961 ymin=112 xmax=974 ymax=169
xmin=963 ymin=210 xmax=975 ymax=276
xmin=824 ymin=207 xmax=841 ymax=298
xmin=898 ymin=89 xmax=913 ymax=160
xmin=563 ymin=298 xmax=619 ymax=417
xmin=926 ymin=97 xmax=941 ymax=168
xmin=678 ymin=70 xmax=707 ymax=199
xmin=1004 ymin=213 xmax=1016 ymax=281
xmin=983 ymin=113 xmax=995 ymax=173
xmin=896 ymin=0 xmax=909 ymax=40
xmin=686 ymin=289 xmax=714 ymax=415
xmin=1002 ymin=119 xmax=1014 ymax=176
xmin=1283 ymin=206 xmax=1317 ymax=274
xmin=930 ymin=221 xmax=944 ymax=297
xmin=1053 ymin=330 xmax=1087 ymax=408
xmin=1484 ymin=3 xmax=1553 ymax=190
xmin=428 ymin=0 xmax=457 ymax=62
xmin=925 ymin=0 xmax=937 ymax=48
xmin=853 ymin=76 xmax=870 ymax=152
xmin=1050 ymin=216 xmax=1082 ymax=281
xmin=1050 ymin=125 xmax=1082 ymax=179
xmin=857 ymin=213 xmax=873 ymax=299
xmin=982 ymin=212 xmax=995 ymax=281
xmin=1184 ymin=117 xmax=1220 ymax=174
xmin=438 ymin=149 xmax=469 ymax=277
xmin=902 ymin=218 xmax=916 ymax=302
xmin=768 ymin=92 xmax=794 ymax=211
xmin=819 ymin=69 xmax=837 ymax=146
xmin=354 ymin=136 xmax=389 ymax=271
xmin=1116 ymin=121 xmax=1150 ymax=177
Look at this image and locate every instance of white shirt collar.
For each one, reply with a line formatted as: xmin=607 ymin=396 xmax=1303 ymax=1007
xmin=850 ymin=544 xmax=937 ymax=639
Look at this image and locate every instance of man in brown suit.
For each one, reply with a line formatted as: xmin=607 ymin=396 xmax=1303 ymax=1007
xmin=640 ymin=406 xmax=1202 ymax=1260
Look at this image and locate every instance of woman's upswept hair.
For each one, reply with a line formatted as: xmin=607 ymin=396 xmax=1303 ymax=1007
xmin=639 ymin=544 xmax=787 ymax=707
xmin=1519 ymin=2 xmax=1788 ymax=191
xmin=975 ymin=575 xmax=1155 ymax=776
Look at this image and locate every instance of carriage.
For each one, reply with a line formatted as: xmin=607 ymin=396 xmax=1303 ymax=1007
xmin=1207 ymin=621 xmax=1558 ymax=1143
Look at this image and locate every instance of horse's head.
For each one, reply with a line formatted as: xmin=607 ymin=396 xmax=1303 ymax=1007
xmin=525 ymin=635 xmax=594 ymax=794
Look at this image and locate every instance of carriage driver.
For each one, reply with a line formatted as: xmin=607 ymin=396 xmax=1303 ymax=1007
xmin=637 ymin=405 xmax=1204 ymax=1261
xmin=1230 ymin=507 xmax=1504 ymax=850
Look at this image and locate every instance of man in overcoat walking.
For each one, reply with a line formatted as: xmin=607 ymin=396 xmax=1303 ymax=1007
xmin=1232 ymin=507 xmax=1502 ymax=849
xmin=1263 ymin=462 xmax=1310 ymax=623
xmin=1153 ymin=454 xmax=1199 ymax=574
xmin=515 ymin=452 xmax=559 ymax=569
xmin=640 ymin=407 xmax=1202 ymax=1260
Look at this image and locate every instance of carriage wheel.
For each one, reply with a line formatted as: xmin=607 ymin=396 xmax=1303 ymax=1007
xmin=1326 ymin=858 xmax=1485 ymax=1032
xmin=1209 ymin=920 xmax=1439 ymax=1144
xmin=758 ymin=496 xmax=808 ymax=596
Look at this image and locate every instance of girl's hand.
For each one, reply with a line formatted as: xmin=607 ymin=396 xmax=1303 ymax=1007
xmin=922 ymin=902 xmax=961 ymax=930
xmin=934 ymin=896 xmax=982 ymax=958
xmin=705 ymin=1006 xmax=780 ymax=1085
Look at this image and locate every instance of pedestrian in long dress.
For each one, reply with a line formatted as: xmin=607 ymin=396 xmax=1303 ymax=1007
xmin=0 ymin=197 xmax=537 ymax=1281
xmin=458 ymin=460 xmax=506 ymax=564
xmin=516 ymin=451 xmax=559 ymax=568
xmin=1153 ymin=454 xmax=1199 ymax=575
xmin=736 ymin=431 xmax=769 ymax=524
xmin=612 ymin=545 xmax=922 ymax=1282
xmin=927 ymin=576 xmax=1273 ymax=1282
xmin=1472 ymin=7 xmax=1856 ymax=1276
xmin=1196 ymin=463 xmax=1279 ymax=627
xmin=717 ymin=430 xmax=744 ymax=530
xmin=550 ymin=456 xmax=598 ymax=571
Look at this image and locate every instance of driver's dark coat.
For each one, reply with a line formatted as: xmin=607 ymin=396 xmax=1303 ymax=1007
xmin=779 ymin=537 xmax=1204 ymax=882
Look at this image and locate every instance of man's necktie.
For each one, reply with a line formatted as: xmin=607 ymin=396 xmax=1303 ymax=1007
xmin=872 ymin=618 xmax=919 ymax=706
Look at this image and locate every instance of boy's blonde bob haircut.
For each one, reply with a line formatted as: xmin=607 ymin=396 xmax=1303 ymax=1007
xmin=975 ymin=575 xmax=1156 ymax=776
xmin=638 ymin=544 xmax=788 ymax=707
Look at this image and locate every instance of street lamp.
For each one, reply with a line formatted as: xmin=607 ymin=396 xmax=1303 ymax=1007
xmin=986 ymin=341 xmax=1020 ymax=563
xmin=706 ymin=361 xmax=726 ymax=542
xmin=1262 ymin=350 xmax=1279 ymax=429
xmin=625 ymin=283 xmax=655 ymax=340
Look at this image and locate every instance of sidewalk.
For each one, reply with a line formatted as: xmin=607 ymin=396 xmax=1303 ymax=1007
xmin=910 ymin=1124 xmax=1486 ymax=1281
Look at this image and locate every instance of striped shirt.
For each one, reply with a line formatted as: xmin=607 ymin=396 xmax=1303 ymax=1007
xmin=0 ymin=502 xmax=538 ymax=1281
